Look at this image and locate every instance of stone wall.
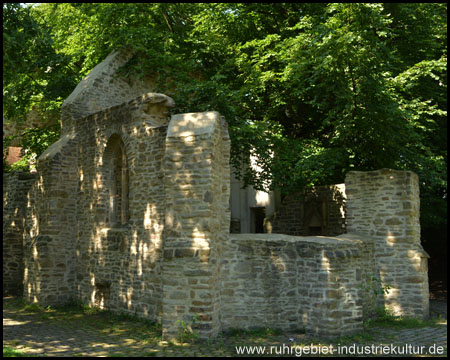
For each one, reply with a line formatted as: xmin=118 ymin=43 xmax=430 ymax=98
xmin=27 ymin=93 xmax=172 ymax=315
xmin=266 ymin=184 xmax=346 ymax=236
xmin=345 ymin=169 xmax=429 ymax=319
xmin=23 ymin=131 xmax=79 ymax=304
xmin=5 ymin=130 xmax=429 ymax=340
xmin=221 ymin=233 xmax=369 ymax=338
xmin=19 ymin=93 xmax=232 ymax=340
xmin=162 ymin=112 xmax=230 ymax=339
xmin=72 ymin=93 xmax=173 ymax=320
xmin=3 ymin=172 xmax=37 ymax=295
xmin=4 ymin=45 xmax=428 ymax=340
xmin=61 ymin=49 xmax=156 ymax=135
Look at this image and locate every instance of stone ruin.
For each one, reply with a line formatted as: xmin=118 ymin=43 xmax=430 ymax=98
xmin=3 ymin=49 xmax=430 ymax=340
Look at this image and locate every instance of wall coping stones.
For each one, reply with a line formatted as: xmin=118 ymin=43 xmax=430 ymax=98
xmin=346 ymin=168 xmax=419 ymax=181
xmin=77 ymin=92 xmax=174 ymax=126
xmin=230 ymin=233 xmax=364 ymax=246
xmin=408 ymin=247 xmax=430 ymax=259
xmin=168 ymin=112 xmax=220 ymax=138
xmin=61 ymin=49 xmax=132 ymax=109
xmin=61 ymin=48 xmax=156 ymax=130
xmin=38 ymin=132 xmax=77 ymax=163
xmin=127 ymin=92 xmax=175 ymax=108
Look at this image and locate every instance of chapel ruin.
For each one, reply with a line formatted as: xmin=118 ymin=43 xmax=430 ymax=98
xmin=3 ymin=49 xmax=430 ymax=340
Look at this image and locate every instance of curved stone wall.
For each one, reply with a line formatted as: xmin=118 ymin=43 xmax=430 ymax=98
xmin=346 ymin=169 xmax=429 ymax=319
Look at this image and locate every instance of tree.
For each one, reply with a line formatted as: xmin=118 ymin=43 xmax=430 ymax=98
xmin=3 ymin=3 xmax=75 ymax=122
xmin=3 ymin=3 xmax=446 ymax=239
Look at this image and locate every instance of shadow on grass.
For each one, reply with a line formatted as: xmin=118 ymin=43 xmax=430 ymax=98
xmin=3 ymin=347 xmax=40 ymax=357
xmin=364 ymin=306 xmax=445 ymax=329
xmin=3 ymin=296 xmax=162 ymax=344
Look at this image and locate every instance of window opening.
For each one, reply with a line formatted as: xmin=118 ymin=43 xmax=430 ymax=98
xmin=251 ymin=207 xmax=266 ymax=233
xmin=105 ymin=135 xmax=129 ymax=226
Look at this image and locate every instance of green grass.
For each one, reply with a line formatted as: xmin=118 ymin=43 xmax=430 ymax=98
xmin=224 ymin=326 xmax=283 ymax=338
xmin=4 ymin=297 xmax=163 ymax=344
xmin=4 ymin=297 xmax=29 ymax=309
xmin=324 ymin=331 xmax=375 ymax=346
xmin=3 ymin=347 xmax=40 ymax=357
xmin=4 ymin=297 xmax=446 ymax=357
xmin=364 ymin=306 xmax=444 ymax=329
xmin=3 ymin=347 xmax=24 ymax=357
xmin=23 ymin=303 xmax=44 ymax=312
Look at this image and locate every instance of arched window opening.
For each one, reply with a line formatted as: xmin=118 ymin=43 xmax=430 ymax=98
xmin=104 ymin=135 xmax=129 ymax=226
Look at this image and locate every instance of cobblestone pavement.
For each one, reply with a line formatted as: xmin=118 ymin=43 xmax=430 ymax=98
xmin=3 ymin=298 xmax=447 ymax=357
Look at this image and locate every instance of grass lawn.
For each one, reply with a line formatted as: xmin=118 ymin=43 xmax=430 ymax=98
xmin=3 ymin=297 xmax=446 ymax=357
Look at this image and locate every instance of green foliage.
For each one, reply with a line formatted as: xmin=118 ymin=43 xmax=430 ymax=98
xmin=360 ymin=275 xmax=391 ymax=297
xmin=18 ymin=124 xmax=60 ymax=159
xmin=7 ymin=156 xmax=30 ymax=172
xmin=177 ymin=314 xmax=199 ymax=344
xmin=3 ymin=4 xmax=75 ymax=122
xmin=3 ymin=124 xmax=60 ymax=173
xmin=359 ymin=274 xmax=391 ymax=320
xmin=3 ymin=3 xmax=447 ymax=233
xmin=3 ymin=347 xmax=30 ymax=357
xmin=23 ymin=302 xmax=44 ymax=313
xmin=364 ymin=306 xmax=443 ymax=329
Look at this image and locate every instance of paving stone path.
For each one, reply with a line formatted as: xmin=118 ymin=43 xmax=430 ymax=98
xmin=3 ymin=298 xmax=447 ymax=357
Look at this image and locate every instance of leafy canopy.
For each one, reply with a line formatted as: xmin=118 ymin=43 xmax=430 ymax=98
xmin=3 ymin=3 xmax=447 ymax=229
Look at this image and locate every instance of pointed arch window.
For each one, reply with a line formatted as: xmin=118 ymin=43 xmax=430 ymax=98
xmin=104 ymin=135 xmax=129 ymax=226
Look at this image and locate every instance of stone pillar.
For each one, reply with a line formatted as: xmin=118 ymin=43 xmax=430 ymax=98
xmin=23 ymin=133 xmax=79 ymax=305
xmin=162 ymin=112 xmax=230 ymax=340
xmin=345 ymin=169 xmax=429 ymax=319
xmin=3 ymin=172 xmax=37 ymax=295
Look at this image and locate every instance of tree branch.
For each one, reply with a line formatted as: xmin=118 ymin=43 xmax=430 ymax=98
xmin=160 ymin=10 xmax=173 ymax=33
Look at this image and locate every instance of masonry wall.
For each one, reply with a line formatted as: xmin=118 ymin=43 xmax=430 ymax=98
xmin=23 ymin=132 xmax=79 ymax=304
xmin=73 ymin=94 xmax=171 ymax=320
xmin=19 ymin=95 xmax=232 ymax=339
xmin=60 ymin=49 xmax=156 ymax=135
xmin=3 ymin=172 xmax=37 ymax=295
xmin=162 ymin=112 xmax=230 ymax=340
xmin=345 ymin=169 xmax=429 ymax=318
xmin=220 ymin=233 xmax=367 ymax=338
xmin=7 ymin=58 xmax=429 ymax=341
xmin=266 ymin=184 xmax=346 ymax=236
xmin=22 ymin=93 xmax=174 ymax=322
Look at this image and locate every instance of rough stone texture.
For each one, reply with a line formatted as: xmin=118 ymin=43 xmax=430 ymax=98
xmin=2 ymin=50 xmax=429 ymax=342
xmin=3 ymin=135 xmax=429 ymax=339
xmin=221 ymin=233 xmax=366 ymax=338
xmin=72 ymin=94 xmax=172 ymax=320
xmin=266 ymin=184 xmax=346 ymax=236
xmin=346 ymin=169 xmax=429 ymax=319
xmin=23 ymin=131 xmax=79 ymax=305
xmin=14 ymin=93 xmax=231 ymax=341
xmin=162 ymin=111 xmax=230 ymax=339
xmin=60 ymin=48 xmax=159 ymax=134
xmin=4 ymin=137 xmax=429 ymax=340
xmin=24 ymin=93 xmax=176 ymax=317
xmin=3 ymin=172 xmax=38 ymax=295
